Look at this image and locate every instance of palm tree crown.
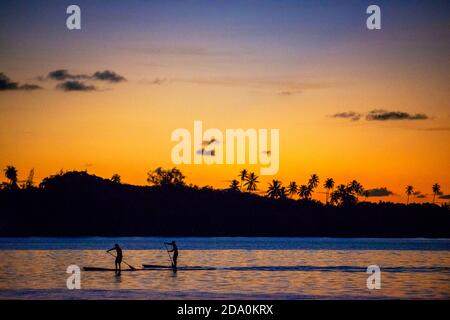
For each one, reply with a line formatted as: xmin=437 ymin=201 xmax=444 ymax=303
xmin=238 ymin=169 xmax=248 ymax=190
xmin=405 ymin=185 xmax=414 ymax=204
xmin=323 ymin=178 xmax=334 ymax=204
xmin=308 ymin=174 xmax=319 ymax=190
xmin=432 ymin=183 xmax=441 ymax=204
xmin=298 ymin=184 xmax=312 ymax=200
xmin=244 ymin=172 xmax=259 ymax=192
xmin=4 ymin=166 xmax=18 ymax=187
xmin=287 ymin=181 xmax=298 ymax=198
xmin=229 ymin=179 xmax=240 ymax=192
xmin=267 ymin=179 xmax=285 ymax=199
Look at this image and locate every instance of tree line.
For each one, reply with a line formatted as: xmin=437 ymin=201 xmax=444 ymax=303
xmin=1 ymin=165 xmax=447 ymax=207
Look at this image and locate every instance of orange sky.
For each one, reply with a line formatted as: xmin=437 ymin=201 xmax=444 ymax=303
xmin=0 ymin=1 xmax=449 ymax=204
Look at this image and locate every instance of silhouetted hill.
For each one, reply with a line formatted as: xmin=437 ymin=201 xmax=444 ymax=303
xmin=0 ymin=171 xmax=449 ymax=237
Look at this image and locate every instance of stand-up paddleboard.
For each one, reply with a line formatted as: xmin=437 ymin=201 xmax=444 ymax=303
xmin=142 ymin=264 xmax=216 ymax=271
xmin=83 ymin=267 xmax=143 ymax=272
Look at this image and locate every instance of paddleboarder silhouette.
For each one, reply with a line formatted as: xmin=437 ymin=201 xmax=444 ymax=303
xmin=107 ymin=244 xmax=123 ymax=275
xmin=165 ymin=241 xmax=178 ymax=270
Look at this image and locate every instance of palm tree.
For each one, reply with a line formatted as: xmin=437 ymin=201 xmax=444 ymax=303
xmin=111 ymin=174 xmax=121 ymax=184
xmin=349 ymin=180 xmax=364 ymax=201
xmin=238 ymin=169 xmax=248 ymax=191
xmin=229 ymin=179 xmax=240 ymax=192
xmin=287 ymin=181 xmax=298 ymax=198
xmin=308 ymin=174 xmax=319 ymax=190
xmin=406 ymin=185 xmax=414 ymax=205
xmin=244 ymin=172 xmax=259 ymax=193
xmin=298 ymin=184 xmax=312 ymax=200
xmin=432 ymin=183 xmax=441 ymax=204
xmin=330 ymin=184 xmax=357 ymax=206
xmin=267 ymin=179 xmax=283 ymax=199
xmin=4 ymin=166 xmax=18 ymax=188
xmin=323 ymin=178 xmax=335 ymax=204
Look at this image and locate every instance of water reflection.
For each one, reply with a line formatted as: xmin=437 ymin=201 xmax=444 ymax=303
xmin=0 ymin=249 xmax=448 ymax=299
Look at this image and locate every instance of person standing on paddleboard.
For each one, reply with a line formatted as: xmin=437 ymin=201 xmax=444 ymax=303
xmin=107 ymin=244 xmax=123 ymax=275
xmin=165 ymin=241 xmax=178 ymax=269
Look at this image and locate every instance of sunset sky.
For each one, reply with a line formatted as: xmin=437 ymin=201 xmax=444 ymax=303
xmin=0 ymin=0 xmax=449 ymax=203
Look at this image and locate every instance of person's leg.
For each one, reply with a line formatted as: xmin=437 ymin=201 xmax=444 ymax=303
xmin=173 ymin=255 xmax=178 ymax=268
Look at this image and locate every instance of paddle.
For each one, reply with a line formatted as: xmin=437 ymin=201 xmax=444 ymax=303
xmin=106 ymin=251 xmax=136 ymax=271
xmin=163 ymin=243 xmax=175 ymax=268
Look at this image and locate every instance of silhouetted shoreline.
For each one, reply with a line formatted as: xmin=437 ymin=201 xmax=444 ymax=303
xmin=0 ymin=171 xmax=449 ymax=237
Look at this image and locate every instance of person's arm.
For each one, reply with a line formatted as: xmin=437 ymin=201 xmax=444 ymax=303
xmin=106 ymin=247 xmax=114 ymax=252
xmin=167 ymin=249 xmax=174 ymax=252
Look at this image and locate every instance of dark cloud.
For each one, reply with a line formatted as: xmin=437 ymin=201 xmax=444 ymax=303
xmin=48 ymin=69 xmax=125 ymax=82
xmin=202 ymin=138 xmax=217 ymax=147
xmin=196 ymin=148 xmax=215 ymax=156
xmin=330 ymin=111 xmax=362 ymax=121
xmin=366 ymin=109 xmax=429 ymax=121
xmin=366 ymin=187 xmax=393 ymax=197
xmin=439 ymin=194 xmax=450 ymax=200
xmin=0 ymin=73 xmax=42 ymax=91
xmin=92 ymin=70 xmax=126 ymax=83
xmin=413 ymin=191 xmax=426 ymax=199
xmin=47 ymin=69 xmax=89 ymax=81
xmin=57 ymin=81 xmax=96 ymax=92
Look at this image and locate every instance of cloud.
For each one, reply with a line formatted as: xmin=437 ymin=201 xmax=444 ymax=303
xmin=330 ymin=111 xmax=362 ymax=121
xmin=47 ymin=69 xmax=126 ymax=83
xmin=366 ymin=187 xmax=393 ymax=197
xmin=439 ymin=194 xmax=450 ymax=200
xmin=202 ymin=138 xmax=218 ymax=147
xmin=0 ymin=73 xmax=42 ymax=91
xmin=366 ymin=109 xmax=429 ymax=121
xmin=47 ymin=69 xmax=89 ymax=81
xmin=196 ymin=148 xmax=216 ymax=156
xmin=413 ymin=191 xmax=426 ymax=199
xmin=196 ymin=138 xmax=220 ymax=156
xmin=57 ymin=81 xmax=96 ymax=92
xmin=44 ymin=69 xmax=126 ymax=92
xmin=92 ymin=70 xmax=126 ymax=83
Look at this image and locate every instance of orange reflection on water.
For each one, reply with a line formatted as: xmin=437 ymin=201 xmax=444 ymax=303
xmin=0 ymin=250 xmax=449 ymax=299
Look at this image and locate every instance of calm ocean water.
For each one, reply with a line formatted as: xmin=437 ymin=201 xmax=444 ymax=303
xmin=0 ymin=237 xmax=449 ymax=299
